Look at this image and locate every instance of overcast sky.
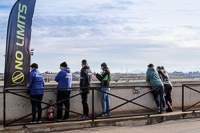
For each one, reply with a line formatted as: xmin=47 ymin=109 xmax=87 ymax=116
xmin=0 ymin=0 xmax=200 ymax=73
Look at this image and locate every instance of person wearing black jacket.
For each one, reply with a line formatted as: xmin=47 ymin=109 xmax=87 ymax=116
xmin=94 ymin=63 xmax=111 ymax=117
xmin=79 ymin=59 xmax=92 ymax=119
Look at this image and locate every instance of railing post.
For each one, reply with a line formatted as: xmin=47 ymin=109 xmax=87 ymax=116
xmin=92 ymin=87 xmax=95 ymax=125
xmin=182 ymin=85 xmax=184 ymax=112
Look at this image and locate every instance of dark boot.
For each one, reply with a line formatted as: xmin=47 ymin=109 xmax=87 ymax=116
xmin=166 ymin=107 xmax=173 ymax=112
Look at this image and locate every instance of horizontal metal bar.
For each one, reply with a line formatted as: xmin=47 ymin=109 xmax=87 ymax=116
xmin=5 ymin=85 xmax=158 ymax=91
xmin=6 ymin=112 xmax=159 ymax=127
xmin=6 ymin=118 xmax=92 ymax=127
xmin=95 ymin=112 xmax=159 ymax=120
xmin=182 ymin=84 xmax=200 ymax=86
xmin=186 ymin=109 xmax=200 ymax=112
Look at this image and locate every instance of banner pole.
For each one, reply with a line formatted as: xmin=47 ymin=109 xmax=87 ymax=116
xmin=3 ymin=86 xmax=6 ymax=128
xmin=3 ymin=0 xmax=20 ymax=128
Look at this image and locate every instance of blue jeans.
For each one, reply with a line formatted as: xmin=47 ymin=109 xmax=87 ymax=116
xmin=101 ymin=88 xmax=110 ymax=114
xmin=152 ymin=85 xmax=166 ymax=109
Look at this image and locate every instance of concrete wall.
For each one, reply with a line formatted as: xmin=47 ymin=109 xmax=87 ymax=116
xmin=1 ymin=80 xmax=200 ymax=121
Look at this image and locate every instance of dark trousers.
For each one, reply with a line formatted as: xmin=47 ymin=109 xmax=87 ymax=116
xmin=164 ymin=84 xmax=173 ymax=107
xmin=81 ymin=90 xmax=89 ymax=116
xmin=57 ymin=91 xmax=71 ymax=119
xmin=30 ymin=94 xmax=43 ymax=122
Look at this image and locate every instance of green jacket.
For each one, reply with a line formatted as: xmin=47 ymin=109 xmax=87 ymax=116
xmin=146 ymin=67 xmax=163 ymax=86
xmin=96 ymin=68 xmax=111 ymax=87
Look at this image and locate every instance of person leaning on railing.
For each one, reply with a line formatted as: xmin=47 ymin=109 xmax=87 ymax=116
xmin=55 ymin=62 xmax=72 ymax=120
xmin=146 ymin=63 xmax=166 ymax=113
xmin=157 ymin=66 xmax=173 ymax=112
xmin=27 ymin=63 xmax=45 ymax=124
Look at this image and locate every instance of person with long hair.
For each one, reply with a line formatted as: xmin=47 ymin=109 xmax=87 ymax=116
xmin=157 ymin=66 xmax=173 ymax=112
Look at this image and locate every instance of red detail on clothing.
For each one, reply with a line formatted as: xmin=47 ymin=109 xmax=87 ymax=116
xmin=67 ymin=73 xmax=72 ymax=76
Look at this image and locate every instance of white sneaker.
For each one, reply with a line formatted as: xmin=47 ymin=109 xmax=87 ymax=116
xmin=101 ymin=114 xmax=106 ymax=117
xmin=78 ymin=115 xmax=89 ymax=120
xmin=37 ymin=121 xmax=42 ymax=124
xmin=30 ymin=121 xmax=37 ymax=124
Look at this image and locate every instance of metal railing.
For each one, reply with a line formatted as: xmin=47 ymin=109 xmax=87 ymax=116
xmin=182 ymin=84 xmax=200 ymax=112
xmin=3 ymin=85 xmax=164 ymax=128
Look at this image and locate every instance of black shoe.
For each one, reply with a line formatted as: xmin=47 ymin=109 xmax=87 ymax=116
xmin=64 ymin=116 xmax=69 ymax=120
xmin=166 ymin=107 xmax=173 ymax=112
xmin=56 ymin=118 xmax=62 ymax=121
xmin=63 ymin=118 xmax=69 ymax=121
xmin=106 ymin=113 xmax=111 ymax=117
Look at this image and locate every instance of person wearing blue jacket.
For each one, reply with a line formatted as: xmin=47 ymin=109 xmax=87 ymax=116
xmin=55 ymin=62 xmax=72 ymax=120
xmin=27 ymin=63 xmax=44 ymax=124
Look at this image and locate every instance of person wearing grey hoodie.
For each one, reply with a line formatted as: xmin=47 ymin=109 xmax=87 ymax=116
xmin=146 ymin=64 xmax=166 ymax=113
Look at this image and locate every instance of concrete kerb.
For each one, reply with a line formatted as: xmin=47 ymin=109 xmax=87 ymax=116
xmin=1 ymin=110 xmax=200 ymax=133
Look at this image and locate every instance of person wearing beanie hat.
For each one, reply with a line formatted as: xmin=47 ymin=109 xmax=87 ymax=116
xmin=55 ymin=61 xmax=72 ymax=120
xmin=60 ymin=62 xmax=67 ymax=68
xmin=94 ymin=62 xmax=111 ymax=117
xmin=101 ymin=63 xmax=107 ymax=68
xmin=27 ymin=63 xmax=45 ymax=124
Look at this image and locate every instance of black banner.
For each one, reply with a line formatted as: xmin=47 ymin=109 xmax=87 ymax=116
xmin=4 ymin=0 xmax=36 ymax=88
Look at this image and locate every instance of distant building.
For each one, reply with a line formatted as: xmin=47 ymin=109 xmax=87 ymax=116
xmin=72 ymin=71 xmax=80 ymax=78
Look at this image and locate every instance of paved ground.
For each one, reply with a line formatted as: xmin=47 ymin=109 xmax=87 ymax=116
xmin=61 ymin=118 xmax=200 ymax=133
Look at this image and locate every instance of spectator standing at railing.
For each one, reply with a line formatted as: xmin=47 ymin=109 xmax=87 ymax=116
xmin=94 ymin=63 xmax=111 ymax=117
xmin=55 ymin=62 xmax=72 ymax=120
xmin=146 ymin=64 xmax=166 ymax=113
xmin=27 ymin=63 xmax=45 ymax=124
xmin=157 ymin=66 xmax=173 ymax=112
xmin=79 ymin=59 xmax=92 ymax=119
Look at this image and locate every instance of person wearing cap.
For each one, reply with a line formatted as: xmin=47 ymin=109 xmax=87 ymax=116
xmin=146 ymin=64 xmax=166 ymax=113
xmin=94 ymin=63 xmax=111 ymax=117
xmin=79 ymin=59 xmax=92 ymax=119
xmin=55 ymin=62 xmax=72 ymax=120
xmin=27 ymin=63 xmax=45 ymax=124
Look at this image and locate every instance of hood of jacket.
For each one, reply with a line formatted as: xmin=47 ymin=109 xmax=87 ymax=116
xmin=63 ymin=67 xmax=71 ymax=73
xmin=146 ymin=67 xmax=163 ymax=86
xmin=147 ymin=67 xmax=155 ymax=72
xmin=82 ymin=65 xmax=90 ymax=70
